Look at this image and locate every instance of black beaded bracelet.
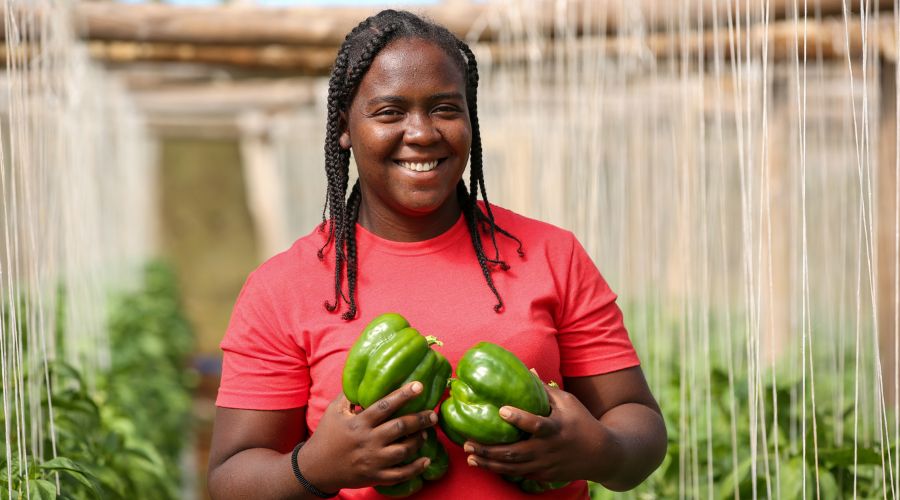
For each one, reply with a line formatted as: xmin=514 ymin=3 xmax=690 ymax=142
xmin=291 ymin=441 xmax=338 ymax=498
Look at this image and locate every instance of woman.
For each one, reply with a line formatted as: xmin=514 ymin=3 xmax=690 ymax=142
xmin=208 ymin=10 xmax=666 ymax=499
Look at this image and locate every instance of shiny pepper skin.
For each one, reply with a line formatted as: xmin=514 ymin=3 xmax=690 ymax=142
xmin=341 ymin=313 xmax=452 ymax=497
xmin=342 ymin=313 xmax=451 ymax=414
xmin=374 ymin=428 xmax=449 ymax=497
xmin=440 ymin=341 xmax=550 ymax=446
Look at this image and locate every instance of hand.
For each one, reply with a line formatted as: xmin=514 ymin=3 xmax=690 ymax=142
xmin=463 ymin=382 xmax=614 ymax=483
xmin=298 ymin=382 xmax=440 ymax=492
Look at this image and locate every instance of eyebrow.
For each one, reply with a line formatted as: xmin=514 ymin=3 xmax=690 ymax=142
xmin=366 ymin=92 xmax=465 ymax=107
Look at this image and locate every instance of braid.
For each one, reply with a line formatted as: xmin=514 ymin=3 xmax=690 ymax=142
xmin=342 ymin=181 xmax=362 ymax=320
xmin=457 ymin=183 xmax=505 ymax=311
xmin=320 ymin=15 xmax=399 ymax=315
xmin=458 ymin=40 xmax=525 ymax=265
xmin=318 ymin=9 xmax=524 ymax=318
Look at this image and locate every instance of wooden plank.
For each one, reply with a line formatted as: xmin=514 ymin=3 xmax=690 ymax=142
xmin=2 ymin=16 xmax=894 ymax=75
xmin=878 ymin=61 xmax=900 ymax=406
xmin=1 ymin=1 xmax=895 ymax=46
xmin=87 ymin=40 xmax=339 ymax=73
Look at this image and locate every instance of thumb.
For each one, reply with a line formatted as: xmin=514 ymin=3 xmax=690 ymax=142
xmin=330 ymin=392 xmax=354 ymax=415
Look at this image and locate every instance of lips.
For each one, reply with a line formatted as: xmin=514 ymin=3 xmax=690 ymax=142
xmin=395 ymin=159 xmax=444 ymax=172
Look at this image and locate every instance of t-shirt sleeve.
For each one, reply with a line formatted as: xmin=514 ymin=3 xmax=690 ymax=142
xmin=555 ymin=234 xmax=640 ymax=377
xmin=216 ymin=270 xmax=311 ymax=410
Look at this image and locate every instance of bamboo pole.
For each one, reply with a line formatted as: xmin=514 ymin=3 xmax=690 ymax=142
xmin=1 ymin=1 xmax=895 ymax=46
xmin=1 ymin=16 xmax=889 ymax=74
xmin=483 ymin=18 xmax=897 ymax=67
xmin=877 ymin=61 xmax=899 ymax=407
xmin=88 ymin=41 xmax=338 ymax=73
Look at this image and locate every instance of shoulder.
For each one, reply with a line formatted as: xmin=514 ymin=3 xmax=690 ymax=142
xmin=241 ymin=225 xmax=333 ymax=305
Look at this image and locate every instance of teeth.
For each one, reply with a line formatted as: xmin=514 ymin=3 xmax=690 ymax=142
xmin=398 ymin=160 xmax=439 ymax=172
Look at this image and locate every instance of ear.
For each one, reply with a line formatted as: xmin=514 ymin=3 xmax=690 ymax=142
xmin=338 ymin=110 xmax=351 ymax=150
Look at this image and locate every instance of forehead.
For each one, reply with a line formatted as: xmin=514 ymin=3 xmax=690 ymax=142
xmin=353 ymin=38 xmax=466 ymax=102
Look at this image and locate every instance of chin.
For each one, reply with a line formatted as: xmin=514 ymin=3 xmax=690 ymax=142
xmin=399 ymin=197 xmax=454 ymax=216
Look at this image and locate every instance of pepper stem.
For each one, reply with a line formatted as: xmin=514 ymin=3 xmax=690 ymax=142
xmin=425 ymin=335 xmax=443 ymax=347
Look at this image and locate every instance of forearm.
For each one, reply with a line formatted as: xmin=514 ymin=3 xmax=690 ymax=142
xmin=208 ymin=448 xmax=323 ymax=500
xmin=588 ymin=402 xmax=667 ymax=491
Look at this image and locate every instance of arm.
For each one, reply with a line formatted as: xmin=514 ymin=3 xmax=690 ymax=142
xmin=464 ymin=366 xmax=667 ymax=492
xmin=563 ymin=367 xmax=667 ymax=490
xmin=208 ymin=382 xmax=440 ymax=500
xmin=208 ymin=407 xmax=314 ymax=500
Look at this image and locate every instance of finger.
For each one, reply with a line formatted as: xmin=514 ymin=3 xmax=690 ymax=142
xmin=498 ymin=406 xmax=559 ymax=437
xmin=544 ymin=383 xmax=568 ymax=407
xmin=380 ymin=433 xmax=425 ymax=466
xmin=374 ymin=410 xmax=437 ymax=443
xmin=359 ymin=382 xmax=424 ymax=425
xmin=377 ymin=457 xmax=431 ymax=485
xmin=463 ymin=441 xmax=534 ymax=463
xmin=466 ymin=454 xmax=540 ymax=476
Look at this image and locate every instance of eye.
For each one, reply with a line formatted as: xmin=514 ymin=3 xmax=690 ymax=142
xmin=368 ymin=107 xmax=405 ymax=122
xmin=433 ymin=105 xmax=462 ymax=115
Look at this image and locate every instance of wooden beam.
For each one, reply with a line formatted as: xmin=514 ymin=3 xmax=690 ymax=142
xmin=88 ymin=41 xmax=338 ymax=73
xmin=484 ymin=17 xmax=897 ymax=65
xmin=132 ymin=78 xmax=317 ymax=116
xmin=1 ymin=1 xmax=896 ymax=47
xmin=877 ymin=61 xmax=900 ymax=407
xmin=3 ymin=16 xmax=894 ymax=75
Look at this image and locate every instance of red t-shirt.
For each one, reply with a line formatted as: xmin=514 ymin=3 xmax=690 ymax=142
xmin=216 ymin=204 xmax=640 ymax=499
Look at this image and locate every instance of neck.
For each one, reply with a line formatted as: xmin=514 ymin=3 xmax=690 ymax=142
xmin=357 ymin=196 xmax=462 ymax=242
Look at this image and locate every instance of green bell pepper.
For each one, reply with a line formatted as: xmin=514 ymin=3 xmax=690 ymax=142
xmin=373 ymin=426 xmax=449 ymax=497
xmin=342 ymin=314 xmax=452 ymax=497
xmin=342 ymin=313 xmax=451 ymax=414
xmin=502 ymin=475 xmax=571 ymax=494
xmin=440 ymin=341 xmax=550 ymax=446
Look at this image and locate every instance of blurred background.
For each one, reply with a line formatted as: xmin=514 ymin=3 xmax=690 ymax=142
xmin=2 ymin=0 xmax=900 ymax=498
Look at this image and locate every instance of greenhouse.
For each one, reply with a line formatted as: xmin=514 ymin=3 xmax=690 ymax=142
xmin=2 ymin=0 xmax=900 ymax=498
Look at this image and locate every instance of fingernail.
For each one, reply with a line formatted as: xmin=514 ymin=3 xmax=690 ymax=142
xmin=429 ymin=412 xmax=438 ymax=424
xmin=467 ymin=456 xmax=477 ymax=467
xmin=499 ymin=407 xmax=512 ymax=419
xmin=463 ymin=444 xmax=474 ymax=454
xmin=423 ymin=458 xmax=431 ymax=468
xmin=422 ymin=431 xmax=428 ymax=440
xmin=411 ymin=381 xmax=423 ymax=393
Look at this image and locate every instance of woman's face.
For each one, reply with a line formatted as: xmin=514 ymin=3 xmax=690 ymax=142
xmin=341 ymin=37 xmax=472 ymax=227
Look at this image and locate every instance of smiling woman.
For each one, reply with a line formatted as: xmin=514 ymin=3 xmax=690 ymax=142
xmin=207 ymin=9 xmax=666 ymax=500
xmin=342 ymin=38 xmax=472 ymax=241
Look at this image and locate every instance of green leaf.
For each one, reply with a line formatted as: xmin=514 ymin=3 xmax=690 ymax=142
xmin=818 ymin=447 xmax=882 ymax=467
xmin=38 ymin=457 xmax=100 ymax=494
xmin=777 ymin=457 xmax=804 ymax=500
xmin=716 ymin=456 xmax=752 ymax=500
xmin=816 ymin=470 xmax=840 ymax=499
xmin=27 ymin=479 xmax=56 ymax=500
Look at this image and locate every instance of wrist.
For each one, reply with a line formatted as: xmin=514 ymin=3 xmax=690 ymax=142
xmin=294 ymin=440 xmax=341 ymax=497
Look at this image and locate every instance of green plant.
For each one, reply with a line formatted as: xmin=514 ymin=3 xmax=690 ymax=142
xmin=1 ymin=260 xmax=196 ymax=500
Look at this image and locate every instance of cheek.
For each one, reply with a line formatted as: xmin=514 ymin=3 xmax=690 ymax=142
xmin=351 ymin=125 xmax=400 ymax=159
xmin=440 ymin=124 xmax=472 ymax=154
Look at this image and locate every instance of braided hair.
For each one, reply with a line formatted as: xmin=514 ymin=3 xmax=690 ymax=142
xmin=320 ymin=9 xmax=524 ymax=320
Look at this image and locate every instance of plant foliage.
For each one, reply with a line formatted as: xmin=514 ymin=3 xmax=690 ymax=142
xmin=1 ymin=261 xmax=196 ymax=499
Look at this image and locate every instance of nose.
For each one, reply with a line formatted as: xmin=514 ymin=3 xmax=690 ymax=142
xmin=403 ymin=113 xmax=441 ymax=146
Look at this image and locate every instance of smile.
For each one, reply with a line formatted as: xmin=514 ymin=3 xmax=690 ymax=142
xmin=395 ymin=159 xmax=443 ymax=172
